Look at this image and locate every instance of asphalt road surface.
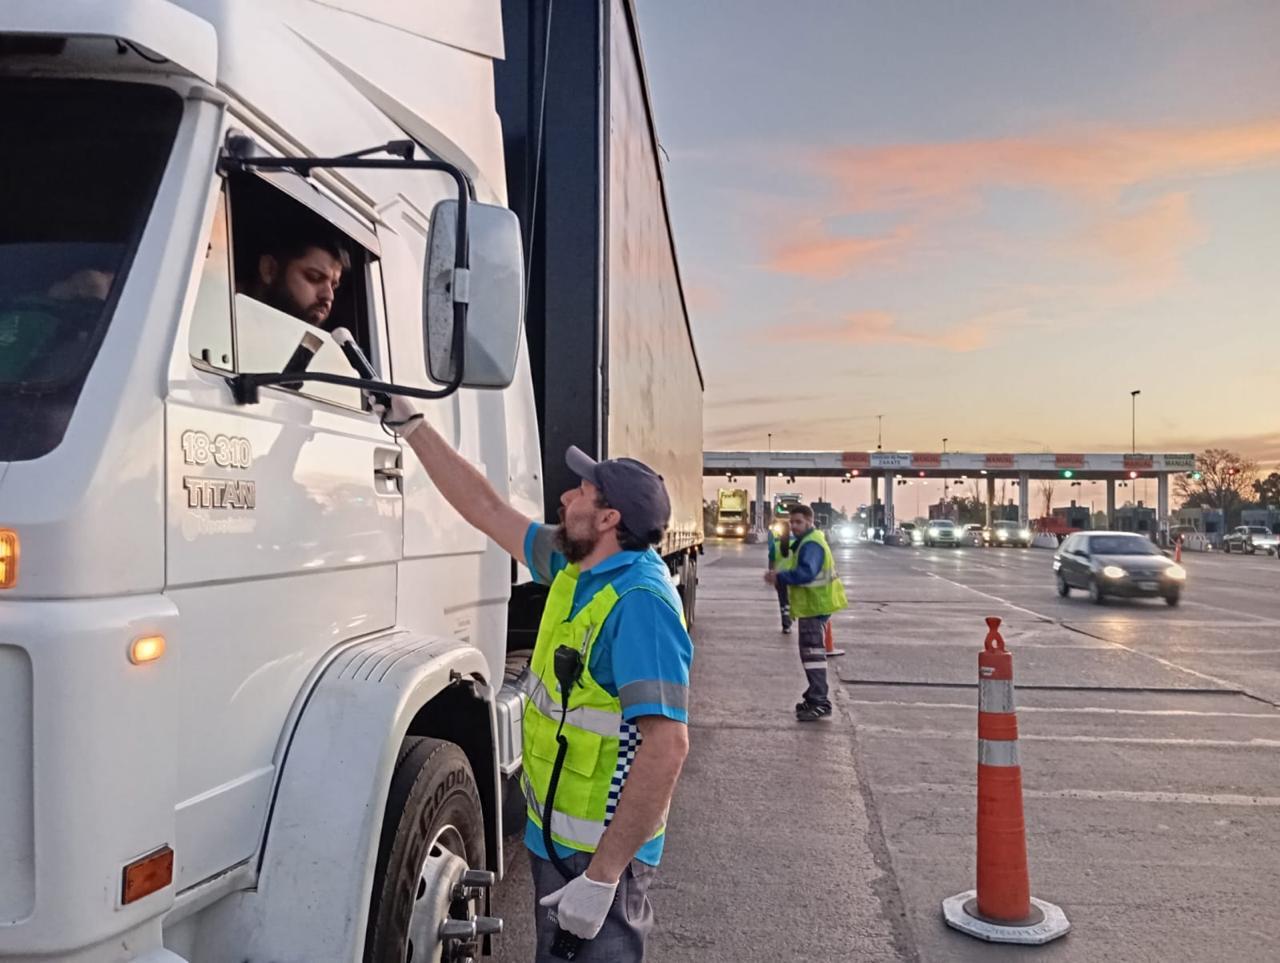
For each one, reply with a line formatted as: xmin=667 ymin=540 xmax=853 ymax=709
xmin=491 ymin=539 xmax=1280 ymax=962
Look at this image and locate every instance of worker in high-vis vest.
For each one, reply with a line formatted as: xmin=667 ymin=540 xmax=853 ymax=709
xmin=381 ymin=394 xmax=693 ymax=962
xmin=765 ymin=503 xmax=848 ymax=721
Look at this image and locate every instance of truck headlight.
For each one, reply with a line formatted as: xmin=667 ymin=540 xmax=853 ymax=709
xmin=1102 ymin=565 xmax=1127 ymax=579
xmin=735 ymin=526 xmax=745 ymax=535
xmin=715 ymin=525 xmax=725 ymax=535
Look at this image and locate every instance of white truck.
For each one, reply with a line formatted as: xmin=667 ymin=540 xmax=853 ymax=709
xmin=0 ymin=1 xmax=702 ymax=960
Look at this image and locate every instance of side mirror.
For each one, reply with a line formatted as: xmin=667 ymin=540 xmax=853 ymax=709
xmin=424 ymin=199 xmax=524 ymax=388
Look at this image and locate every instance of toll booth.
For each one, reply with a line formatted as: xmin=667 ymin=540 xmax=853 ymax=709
xmin=1114 ymin=503 xmax=1158 ymax=535
xmin=1052 ymin=502 xmax=1092 ymax=530
xmin=1242 ymin=507 xmax=1280 ymax=534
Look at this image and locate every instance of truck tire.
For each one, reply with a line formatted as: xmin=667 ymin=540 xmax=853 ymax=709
xmin=677 ymin=551 xmax=698 ymax=627
xmin=365 ymin=737 xmax=487 ymax=963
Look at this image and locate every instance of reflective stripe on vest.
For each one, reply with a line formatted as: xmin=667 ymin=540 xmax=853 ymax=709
xmin=521 ymin=555 xmax=684 ymax=854
xmin=787 ymin=529 xmax=849 ymax=618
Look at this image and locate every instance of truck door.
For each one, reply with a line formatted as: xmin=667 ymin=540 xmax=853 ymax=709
xmin=164 ymin=173 xmax=401 ymax=890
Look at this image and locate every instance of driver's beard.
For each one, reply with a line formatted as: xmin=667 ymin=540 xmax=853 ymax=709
xmin=261 ymin=279 xmax=324 ymax=327
xmin=555 ymin=522 xmax=598 ymax=564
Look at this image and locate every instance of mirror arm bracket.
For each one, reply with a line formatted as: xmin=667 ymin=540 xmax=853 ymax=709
xmin=226 ymin=366 xmax=469 ymax=407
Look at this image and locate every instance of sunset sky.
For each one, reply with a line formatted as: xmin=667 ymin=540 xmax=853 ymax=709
xmin=636 ymin=0 xmax=1280 ymax=507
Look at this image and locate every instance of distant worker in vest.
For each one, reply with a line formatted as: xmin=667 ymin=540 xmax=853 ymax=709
xmin=766 ymin=519 xmax=794 ymax=633
xmin=764 ymin=503 xmax=848 ymax=721
xmin=381 ymin=395 xmax=693 ymax=961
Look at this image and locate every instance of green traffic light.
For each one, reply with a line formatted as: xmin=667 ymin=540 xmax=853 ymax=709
xmin=1061 ymin=469 xmax=1074 ymax=479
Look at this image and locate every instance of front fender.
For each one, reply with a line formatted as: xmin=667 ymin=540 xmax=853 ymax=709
xmin=205 ymin=631 xmax=494 ymax=962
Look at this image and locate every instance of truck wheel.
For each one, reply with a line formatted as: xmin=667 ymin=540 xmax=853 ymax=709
xmin=365 ymin=737 xmax=492 ymax=963
xmin=677 ymin=551 xmax=698 ymax=626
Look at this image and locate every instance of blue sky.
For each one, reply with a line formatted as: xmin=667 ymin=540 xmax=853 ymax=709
xmin=635 ymin=0 xmax=1280 ymax=479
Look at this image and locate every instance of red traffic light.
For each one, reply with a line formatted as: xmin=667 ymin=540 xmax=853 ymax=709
xmin=1128 ymin=471 xmax=1138 ymax=479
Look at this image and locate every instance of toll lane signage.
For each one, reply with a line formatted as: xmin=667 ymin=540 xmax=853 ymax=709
xmin=984 ymin=453 xmax=1015 ymax=469
xmin=913 ymin=453 xmax=942 ymax=468
xmin=1123 ymin=454 xmax=1154 ymax=470
xmin=1162 ymin=453 xmax=1195 ymax=471
xmin=871 ymin=452 xmax=912 ymax=469
xmin=1055 ymin=454 xmax=1086 ymax=469
xmin=842 ymin=451 xmax=871 ymax=470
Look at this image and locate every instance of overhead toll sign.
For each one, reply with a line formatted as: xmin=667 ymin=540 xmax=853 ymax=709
xmin=1162 ymin=453 xmax=1196 ymax=471
xmin=913 ymin=452 xmax=942 ymax=468
xmin=1123 ymin=454 xmax=1154 ymax=470
xmin=842 ymin=451 xmax=871 ymax=470
xmin=985 ymin=453 xmax=1015 ymax=469
xmin=871 ymin=452 xmax=912 ymax=469
xmin=1055 ymin=454 xmax=1086 ymax=469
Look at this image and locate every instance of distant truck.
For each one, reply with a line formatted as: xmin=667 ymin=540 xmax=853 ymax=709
xmin=772 ymin=491 xmax=804 ymax=536
xmin=714 ymin=488 xmax=750 ymax=538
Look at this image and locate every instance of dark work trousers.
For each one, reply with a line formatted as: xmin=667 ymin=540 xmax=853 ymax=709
xmin=797 ymin=615 xmax=831 ymax=709
xmin=531 ymin=851 xmax=657 ymax=963
xmin=775 ymin=581 xmax=792 ymax=629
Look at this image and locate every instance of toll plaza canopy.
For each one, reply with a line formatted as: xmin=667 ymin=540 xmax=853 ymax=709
xmin=703 ymin=450 xmax=1198 ymax=532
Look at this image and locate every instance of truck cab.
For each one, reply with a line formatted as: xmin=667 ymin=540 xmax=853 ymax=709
xmin=0 ymin=2 xmax=539 ymax=959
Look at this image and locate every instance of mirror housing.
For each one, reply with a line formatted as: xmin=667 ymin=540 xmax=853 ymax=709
xmin=424 ymin=199 xmax=524 ymax=388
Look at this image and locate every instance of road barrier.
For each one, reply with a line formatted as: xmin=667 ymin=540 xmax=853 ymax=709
xmin=942 ymin=617 xmax=1070 ymax=945
xmin=1031 ymin=533 xmax=1060 ymax=550
xmin=1181 ymin=532 xmax=1209 ymax=552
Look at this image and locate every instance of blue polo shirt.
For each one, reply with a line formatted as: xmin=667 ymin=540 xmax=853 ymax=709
xmin=522 ymin=523 xmax=693 ymax=866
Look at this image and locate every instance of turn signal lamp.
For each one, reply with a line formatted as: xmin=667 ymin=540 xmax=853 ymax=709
xmin=0 ymin=529 xmax=17 ymax=589
xmin=129 ymin=635 xmax=166 ymax=665
xmin=122 ymin=846 xmax=173 ymax=904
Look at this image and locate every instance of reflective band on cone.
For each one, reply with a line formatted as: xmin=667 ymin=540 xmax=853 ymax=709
xmin=942 ymin=616 xmax=1070 ymax=945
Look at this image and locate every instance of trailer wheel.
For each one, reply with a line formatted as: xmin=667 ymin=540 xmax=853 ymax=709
xmin=677 ymin=550 xmax=698 ymax=626
xmin=365 ymin=737 xmax=494 ymax=963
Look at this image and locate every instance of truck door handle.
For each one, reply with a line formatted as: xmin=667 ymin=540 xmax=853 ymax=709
xmin=374 ymin=466 xmax=404 ymax=480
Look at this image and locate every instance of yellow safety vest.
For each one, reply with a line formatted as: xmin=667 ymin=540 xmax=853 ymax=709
xmin=521 ymin=560 xmax=684 ymax=853
xmin=787 ymin=529 xmax=848 ymax=618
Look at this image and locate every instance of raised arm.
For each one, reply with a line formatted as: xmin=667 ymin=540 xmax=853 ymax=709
xmin=388 ymin=398 xmax=532 ymax=561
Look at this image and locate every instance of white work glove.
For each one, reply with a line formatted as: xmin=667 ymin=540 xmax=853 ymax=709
xmin=367 ymin=392 xmax=424 ymax=439
xmin=539 ymin=872 xmax=618 ymax=940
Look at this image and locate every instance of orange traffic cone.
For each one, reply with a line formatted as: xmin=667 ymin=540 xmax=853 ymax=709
xmin=1174 ymin=537 xmax=1183 ymax=564
xmin=824 ymin=619 xmax=845 ymax=657
xmin=942 ymin=617 xmax=1070 ymax=945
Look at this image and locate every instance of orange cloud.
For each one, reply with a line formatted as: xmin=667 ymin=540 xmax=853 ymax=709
xmin=766 ymin=223 xmax=912 ymax=278
xmin=762 ymin=310 xmax=993 ymax=352
xmin=815 ymin=119 xmax=1280 ymax=211
xmin=1077 ymin=191 xmax=1202 ymax=293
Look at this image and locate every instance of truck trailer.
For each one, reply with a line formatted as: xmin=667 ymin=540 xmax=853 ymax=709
xmin=0 ymin=1 xmax=701 ymax=960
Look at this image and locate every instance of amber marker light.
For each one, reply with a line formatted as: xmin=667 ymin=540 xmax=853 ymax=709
xmin=122 ymin=845 xmax=174 ymax=904
xmin=0 ymin=529 xmax=18 ymax=589
xmin=129 ymin=635 xmax=166 ymax=665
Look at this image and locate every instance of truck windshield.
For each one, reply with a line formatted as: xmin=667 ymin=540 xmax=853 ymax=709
xmin=0 ymin=79 xmax=181 ymax=461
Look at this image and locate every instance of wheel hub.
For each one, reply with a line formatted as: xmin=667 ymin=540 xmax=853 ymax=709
xmin=405 ymin=827 xmax=501 ymax=963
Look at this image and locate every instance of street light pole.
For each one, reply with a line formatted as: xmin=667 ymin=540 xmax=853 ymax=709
xmin=1130 ymin=389 xmax=1141 ymax=453
xmin=877 ymin=414 xmax=883 ymax=451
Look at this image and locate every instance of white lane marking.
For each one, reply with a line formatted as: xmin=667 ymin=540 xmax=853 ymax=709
xmin=845 ymin=699 xmax=1280 ymax=720
xmin=922 ymin=571 xmax=1055 ymax=621
xmin=855 ymin=724 xmax=1280 ymax=749
xmin=876 ymin=783 xmax=1280 ymax=807
xmin=921 ymin=571 xmax=1260 ymax=696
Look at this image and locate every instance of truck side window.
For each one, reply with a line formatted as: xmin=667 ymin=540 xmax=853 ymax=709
xmin=188 ymin=172 xmax=380 ymax=410
xmin=188 ymin=188 xmax=235 ymax=370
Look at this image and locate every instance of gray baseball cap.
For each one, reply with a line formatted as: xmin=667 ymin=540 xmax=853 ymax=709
xmin=565 ymin=445 xmax=671 ymax=543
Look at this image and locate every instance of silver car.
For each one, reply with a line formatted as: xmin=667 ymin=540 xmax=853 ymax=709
xmin=924 ymin=519 xmax=960 ymax=547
